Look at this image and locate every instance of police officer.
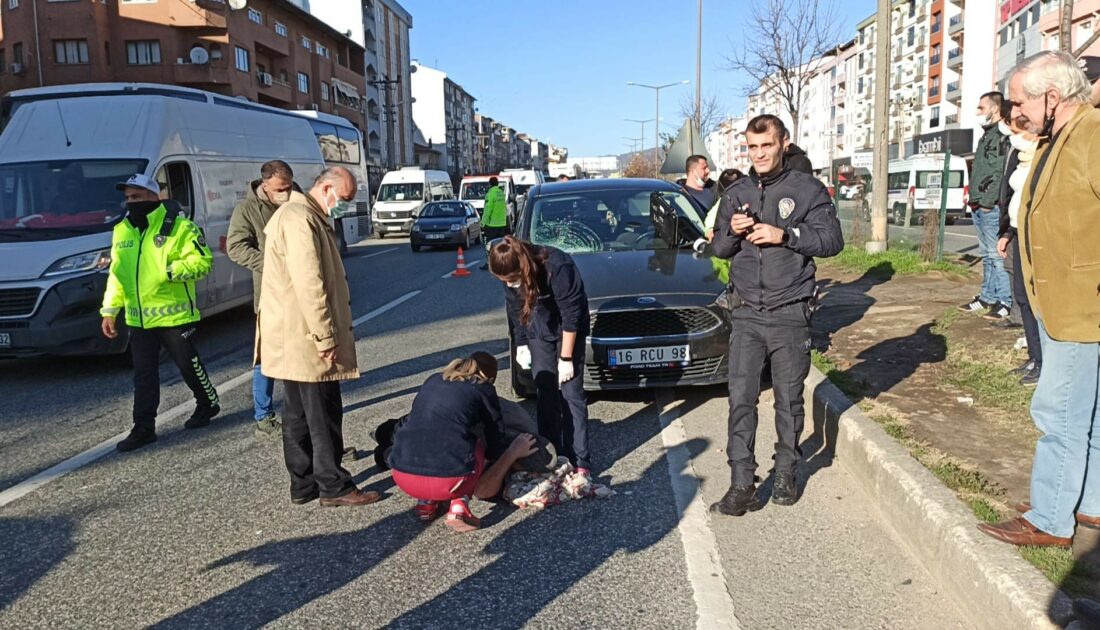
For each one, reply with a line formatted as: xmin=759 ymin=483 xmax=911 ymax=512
xmin=101 ymin=174 xmax=220 ymax=452
xmin=488 ymin=235 xmax=593 ymax=484
xmin=479 ymin=177 xmax=508 ymax=270
xmin=710 ymin=115 xmax=843 ymax=516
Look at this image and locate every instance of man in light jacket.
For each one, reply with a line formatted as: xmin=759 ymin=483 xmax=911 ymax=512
xmin=257 ymin=166 xmax=379 ymax=508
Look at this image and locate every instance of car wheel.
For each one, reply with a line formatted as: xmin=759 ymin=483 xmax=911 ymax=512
xmin=464 ymin=229 xmax=471 ymax=250
xmin=411 ymin=243 xmax=421 ymax=252
xmin=944 ymin=216 xmax=956 ymax=226
xmin=376 ymin=231 xmax=385 ymax=240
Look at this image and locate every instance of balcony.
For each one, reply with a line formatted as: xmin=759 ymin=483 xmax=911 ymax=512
xmin=913 ymin=35 xmax=927 ymax=51
xmin=913 ymin=64 xmax=926 ymax=80
xmin=947 ymin=47 xmax=963 ymax=69
xmin=946 ymin=80 xmax=962 ymax=101
xmin=930 ymin=85 xmax=940 ymax=98
xmin=948 ymin=14 xmax=964 ymax=36
xmin=930 ymin=53 xmax=941 ymax=66
xmin=172 ymin=59 xmax=230 ymax=86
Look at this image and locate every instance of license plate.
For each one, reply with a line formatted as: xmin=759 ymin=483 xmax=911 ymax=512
xmin=425 ymin=233 xmax=446 ymax=240
xmin=609 ymin=344 xmax=690 ymax=367
xmin=0 ymin=333 xmax=10 ymax=348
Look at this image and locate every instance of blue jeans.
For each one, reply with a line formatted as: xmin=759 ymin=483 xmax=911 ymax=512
xmin=972 ymin=207 xmax=1012 ymax=306
xmin=1023 ymin=320 xmax=1100 ymax=537
xmin=252 ymin=365 xmax=275 ymax=421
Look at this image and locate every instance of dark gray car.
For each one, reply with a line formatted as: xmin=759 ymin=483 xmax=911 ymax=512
xmin=409 ymin=201 xmax=482 ymax=252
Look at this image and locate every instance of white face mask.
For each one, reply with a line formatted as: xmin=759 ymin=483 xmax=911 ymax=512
xmin=268 ymin=188 xmax=291 ymax=204
xmin=506 ymin=281 xmax=522 ymax=289
xmin=1009 ymin=132 xmax=1038 ymax=153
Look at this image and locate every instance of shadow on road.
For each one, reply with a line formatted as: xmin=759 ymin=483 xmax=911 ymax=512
xmin=0 ymin=515 xmax=76 ymax=611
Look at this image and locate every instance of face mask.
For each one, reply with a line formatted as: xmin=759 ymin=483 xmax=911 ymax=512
xmin=506 ymin=281 xmax=522 ymax=289
xmin=1009 ymin=131 xmax=1038 ymax=153
xmin=125 ymin=200 xmax=160 ymax=217
xmin=268 ymin=188 xmax=291 ymax=205
xmin=694 ymin=176 xmax=705 ymax=187
xmin=326 ymin=190 xmax=352 ymax=219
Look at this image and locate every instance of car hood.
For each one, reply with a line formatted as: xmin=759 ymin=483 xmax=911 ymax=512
xmin=375 ymin=200 xmax=422 ymax=212
xmin=415 ymin=217 xmax=463 ymax=228
xmin=570 ymin=248 xmax=727 ymax=308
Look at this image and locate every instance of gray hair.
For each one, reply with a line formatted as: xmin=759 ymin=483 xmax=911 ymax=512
xmin=312 ymin=165 xmax=355 ymax=189
xmin=1012 ymin=50 xmax=1092 ymax=105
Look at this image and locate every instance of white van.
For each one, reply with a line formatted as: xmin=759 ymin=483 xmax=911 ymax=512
xmin=0 ymin=82 xmax=330 ymax=358
xmin=373 ymin=166 xmax=453 ymax=237
xmin=887 ymin=154 xmax=970 ymax=225
xmin=500 ymin=168 xmax=545 ymax=199
xmin=459 ymin=174 xmax=518 ymax=224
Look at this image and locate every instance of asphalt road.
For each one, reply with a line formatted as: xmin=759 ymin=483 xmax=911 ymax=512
xmin=0 ymin=237 xmax=966 ymax=628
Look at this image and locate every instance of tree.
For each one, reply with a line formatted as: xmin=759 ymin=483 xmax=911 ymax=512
xmin=623 ymin=152 xmax=657 ymax=178
xmin=725 ymin=0 xmax=842 ymax=141
xmin=1059 ymin=0 xmax=1074 ymax=52
xmin=679 ymin=91 xmax=725 ymax=139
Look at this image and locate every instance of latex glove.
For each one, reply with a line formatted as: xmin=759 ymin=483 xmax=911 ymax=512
xmin=515 ymin=345 xmax=532 ymax=370
xmin=557 ymin=359 xmax=576 ymax=386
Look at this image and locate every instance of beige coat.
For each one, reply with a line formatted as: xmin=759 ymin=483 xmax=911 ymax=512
xmin=1017 ymin=104 xmax=1100 ymax=342
xmin=256 ymin=191 xmax=359 ymax=382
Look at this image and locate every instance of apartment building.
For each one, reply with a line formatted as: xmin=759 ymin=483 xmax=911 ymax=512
xmin=996 ymin=1 xmax=1045 ymax=86
xmin=0 ymin=0 xmax=367 ymax=127
xmin=704 ymin=114 xmax=751 ymax=173
xmin=1037 ymin=0 xmax=1100 ymax=56
xmin=410 ymin=60 xmax=476 ymax=181
xmin=371 ymin=0 xmax=414 ymax=170
xmin=853 ymin=13 xmax=878 ymax=152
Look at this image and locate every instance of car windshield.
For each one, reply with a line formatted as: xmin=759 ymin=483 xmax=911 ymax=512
xmin=514 ymin=184 xmax=533 ymax=196
xmin=377 ymin=183 xmax=423 ymax=202
xmin=528 ymin=189 xmax=704 ymax=253
xmin=420 ymin=202 xmax=466 ymax=218
xmin=461 ymin=181 xmax=494 ymax=199
xmin=0 ymin=159 xmax=148 ymax=241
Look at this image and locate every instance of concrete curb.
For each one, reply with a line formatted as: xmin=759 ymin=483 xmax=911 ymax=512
xmin=805 ymin=367 xmax=1074 ymax=630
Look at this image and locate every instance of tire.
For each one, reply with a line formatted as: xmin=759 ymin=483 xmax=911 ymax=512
xmin=411 ymin=243 xmax=421 ymax=252
xmin=464 ymin=230 xmax=471 ymax=250
xmin=945 ymin=216 xmax=956 ymax=226
xmin=376 ymin=231 xmax=385 ymax=240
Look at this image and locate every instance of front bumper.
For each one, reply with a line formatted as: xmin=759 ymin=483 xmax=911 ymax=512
xmin=375 ymin=219 xmax=415 ymax=234
xmin=411 ymin=230 xmax=466 ymax=246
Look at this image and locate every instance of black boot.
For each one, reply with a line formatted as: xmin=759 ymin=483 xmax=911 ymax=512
xmin=772 ymin=470 xmax=800 ymax=506
xmin=184 ymin=403 xmax=220 ymax=429
xmin=710 ymin=484 xmax=762 ymax=517
xmin=117 ymin=427 xmax=157 ymax=452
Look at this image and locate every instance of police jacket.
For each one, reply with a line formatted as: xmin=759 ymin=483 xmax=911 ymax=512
xmin=505 ymin=246 xmax=590 ymax=345
xmin=388 ymin=373 xmax=509 ymax=477
xmin=482 ymin=185 xmax=508 ymax=228
xmin=711 ymin=165 xmax=843 ymax=310
xmin=100 ymin=202 xmax=212 ymax=329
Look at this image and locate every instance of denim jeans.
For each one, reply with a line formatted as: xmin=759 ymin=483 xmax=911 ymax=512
xmin=1023 ymin=320 xmax=1100 ymax=538
xmin=252 ymin=364 xmax=275 ymax=421
xmin=972 ymin=207 xmax=1012 ymax=306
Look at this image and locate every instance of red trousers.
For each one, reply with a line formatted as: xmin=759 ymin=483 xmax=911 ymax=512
xmin=392 ymin=442 xmax=486 ymax=501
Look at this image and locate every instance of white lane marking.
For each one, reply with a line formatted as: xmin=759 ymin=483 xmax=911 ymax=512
xmin=441 ymin=258 xmax=482 ymax=279
xmin=361 ymin=247 xmax=399 ymax=259
xmin=656 ymin=389 xmax=741 ymax=630
xmin=0 ymin=290 xmax=422 ymax=510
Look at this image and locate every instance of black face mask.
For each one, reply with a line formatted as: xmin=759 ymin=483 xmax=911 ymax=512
xmin=125 ymin=200 xmax=161 ymax=217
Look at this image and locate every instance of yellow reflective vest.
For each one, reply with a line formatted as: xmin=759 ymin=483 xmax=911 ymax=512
xmin=100 ymin=204 xmax=212 ymax=329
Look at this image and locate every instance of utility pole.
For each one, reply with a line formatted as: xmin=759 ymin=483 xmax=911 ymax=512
xmin=695 ymin=0 xmax=703 ymax=126
xmin=627 ymin=80 xmax=689 ymax=178
xmin=868 ymin=0 xmax=891 ymax=253
xmin=446 ymin=121 xmax=465 ymax=181
xmin=372 ymin=75 xmax=401 ymax=170
xmin=625 ymin=118 xmax=654 ymax=155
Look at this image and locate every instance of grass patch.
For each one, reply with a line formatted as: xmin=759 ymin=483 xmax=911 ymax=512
xmin=943 ymin=353 xmax=1033 ymax=414
xmin=968 ymin=498 xmax=1003 ymax=524
xmin=811 ymin=350 xmax=867 ymax=400
xmin=931 ymin=307 xmax=960 ymax=337
xmin=1019 ymin=547 xmax=1098 ymax=597
xmin=821 ymin=246 xmax=968 ymax=278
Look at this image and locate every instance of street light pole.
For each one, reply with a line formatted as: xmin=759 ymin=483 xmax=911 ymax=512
xmin=869 ymin=0 xmax=891 ymax=253
xmin=625 ymin=118 xmax=654 ymax=156
xmin=628 ymin=80 xmax=689 ymax=177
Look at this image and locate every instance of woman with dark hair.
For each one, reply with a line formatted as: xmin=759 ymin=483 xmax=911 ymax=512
xmin=388 ymin=352 xmax=537 ymax=532
xmin=488 ymin=235 xmax=593 ymax=483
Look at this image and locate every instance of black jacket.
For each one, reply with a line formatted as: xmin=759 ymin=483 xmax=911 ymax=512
xmin=712 ymin=165 xmax=844 ymax=310
xmin=388 ymin=373 xmax=508 ymax=477
xmin=997 ymin=147 xmax=1021 ymax=240
xmin=506 ymin=247 xmax=590 ymax=345
xmin=785 ymin=144 xmax=813 ymax=175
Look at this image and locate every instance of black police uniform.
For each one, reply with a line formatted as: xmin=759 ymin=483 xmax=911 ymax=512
xmin=504 ymin=247 xmax=592 ymax=469
xmin=711 ymin=163 xmax=843 ymax=487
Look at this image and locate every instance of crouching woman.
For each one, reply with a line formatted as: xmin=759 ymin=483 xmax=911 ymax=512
xmin=388 ymin=352 xmax=536 ymax=532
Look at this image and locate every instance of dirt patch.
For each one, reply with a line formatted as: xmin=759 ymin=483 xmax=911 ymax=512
xmin=811 ymin=264 xmax=1037 ymax=506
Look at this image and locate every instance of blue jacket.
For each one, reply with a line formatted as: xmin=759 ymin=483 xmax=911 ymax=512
xmin=505 ymin=247 xmax=590 ymax=345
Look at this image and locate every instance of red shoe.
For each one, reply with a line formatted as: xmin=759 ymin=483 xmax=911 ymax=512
xmin=413 ymin=500 xmax=444 ymax=523
xmin=445 ymin=498 xmax=481 ymax=533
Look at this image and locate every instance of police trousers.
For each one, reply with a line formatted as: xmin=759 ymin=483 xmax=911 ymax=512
xmin=529 ymin=334 xmax=590 ymax=470
xmin=726 ymin=302 xmax=812 ymax=486
xmin=131 ymin=324 xmax=219 ymax=432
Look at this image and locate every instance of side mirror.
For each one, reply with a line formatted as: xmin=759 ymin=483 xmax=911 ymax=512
xmin=649 ymin=192 xmax=681 ymax=246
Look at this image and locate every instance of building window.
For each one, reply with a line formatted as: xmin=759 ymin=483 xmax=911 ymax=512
xmin=907 ymin=26 xmax=915 ymax=46
xmin=930 ymin=106 xmax=940 ymax=127
xmin=13 ymin=42 xmax=23 ymax=66
xmin=54 ymin=39 xmax=89 ymax=64
xmin=300 ymin=36 xmax=311 ymax=51
xmin=316 ymin=43 xmax=329 ymax=58
xmin=275 ymin=22 xmax=288 ymax=37
xmin=298 ymin=71 xmax=309 ymax=94
xmin=931 ymin=12 xmax=942 ymax=33
xmin=234 ymin=46 xmax=250 ymax=72
xmin=321 ymin=81 xmax=330 ymax=101
xmin=248 ymin=7 xmax=262 ymax=24
xmin=126 ymin=40 xmax=161 ymax=65
xmin=8 ymin=0 xmax=17 ymax=8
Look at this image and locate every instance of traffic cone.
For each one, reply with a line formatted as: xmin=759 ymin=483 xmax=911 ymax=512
xmin=453 ymin=247 xmax=472 ymax=277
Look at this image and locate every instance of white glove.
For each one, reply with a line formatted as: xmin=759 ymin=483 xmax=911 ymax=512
xmin=557 ymin=359 xmax=576 ymax=386
xmin=515 ymin=345 xmax=532 ymax=371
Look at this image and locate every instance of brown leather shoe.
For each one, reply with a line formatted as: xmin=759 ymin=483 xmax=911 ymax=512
xmin=977 ymin=517 xmax=1072 ymax=548
xmin=1013 ymin=501 xmax=1100 ymax=527
xmin=319 ymin=488 xmax=382 ymax=508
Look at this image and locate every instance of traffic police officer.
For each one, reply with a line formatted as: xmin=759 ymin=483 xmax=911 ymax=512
xmin=479 ymin=177 xmax=508 ymax=269
xmin=101 ymin=174 xmax=220 ymax=452
xmin=710 ymin=115 xmax=844 ymax=515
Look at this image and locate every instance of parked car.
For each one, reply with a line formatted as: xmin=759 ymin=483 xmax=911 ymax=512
xmin=374 ymin=167 xmax=454 ymax=237
xmin=409 ymin=201 xmax=482 ymax=252
xmin=506 ymin=178 xmax=732 ymax=395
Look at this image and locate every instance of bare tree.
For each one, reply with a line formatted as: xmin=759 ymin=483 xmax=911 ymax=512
xmin=679 ymin=91 xmax=725 ymax=139
xmin=1060 ymin=0 xmax=1074 ymax=52
xmin=623 ymin=153 xmax=658 ymax=178
xmin=725 ymin=0 xmax=843 ymax=141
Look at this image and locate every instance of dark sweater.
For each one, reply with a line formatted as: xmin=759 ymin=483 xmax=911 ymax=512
xmin=388 ymin=373 xmax=508 ymax=478
xmin=505 ymin=247 xmax=590 ymax=345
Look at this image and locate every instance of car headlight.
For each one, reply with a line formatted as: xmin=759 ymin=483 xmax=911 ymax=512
xmin=713 ymin=289 xmax=732 ymax=312
xmin=411 ymin=223 xmax=420 ymax=232
xmin=42 ymin=249 xmax=111 ymax=277
xmin=449 ymin=223 xmax=462 ymax=232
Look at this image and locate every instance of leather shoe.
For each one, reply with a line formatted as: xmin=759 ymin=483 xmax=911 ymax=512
xmin=291 ymin=490 xmax=319 ymax=505
xmin=977 ymin=517 xmax=1072 ymax=548
xmin=1013 ymin=501 xmax=1100 ymax=527
xmin=319 ymin=488 xmax=382 ymax=508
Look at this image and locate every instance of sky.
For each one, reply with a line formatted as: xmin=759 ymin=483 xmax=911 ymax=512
xmin=403 ymin=0 xmax=877 ymax=157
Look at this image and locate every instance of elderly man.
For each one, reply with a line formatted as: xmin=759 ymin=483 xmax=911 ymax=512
xmin=258 ymin=166 xmax=379 ymax=507
xmin=977 ymin=51 xmax=1100 ymax=547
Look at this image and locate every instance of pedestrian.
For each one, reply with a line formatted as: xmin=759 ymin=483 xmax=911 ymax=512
xmin=488 ymin=235 xmax=593 ymax=483
xmin=479 ymin=176 xmax=508 ymax=270
xmin=388 ymin=352 xmax=539 ymax=532
xmin=709 ymin=114 xmax=844 ymax=516
xmin=257 ymin=166 xmax=380 ymax=508
xmin=226 ymin=160 xmax=297 ymax=439
xmin=557 ymin=174 xmax=571 ymax=182
xmin=959 ymin=91 xmax=1013 ymax=320
xmin=682 ymin=154 xmax=716 ymax=211
xmin=100 ymin=174 xmax=220 ymax=452
xmin=705 ymin=168 xmax=745 ymax=241
xmin=783 ymin=142 xmax=813 ymax=175
xmin=977 ymin=51 xmax=1100 ymax=548
xmin=994 ymin=109 xmax=1042 ymax=386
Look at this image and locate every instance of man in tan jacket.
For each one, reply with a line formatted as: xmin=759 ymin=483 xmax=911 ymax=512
xmin=978 ymin=51 xmax=1100 ymax=548
xmin=258 ymin=166 xmax=379 ymax=507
